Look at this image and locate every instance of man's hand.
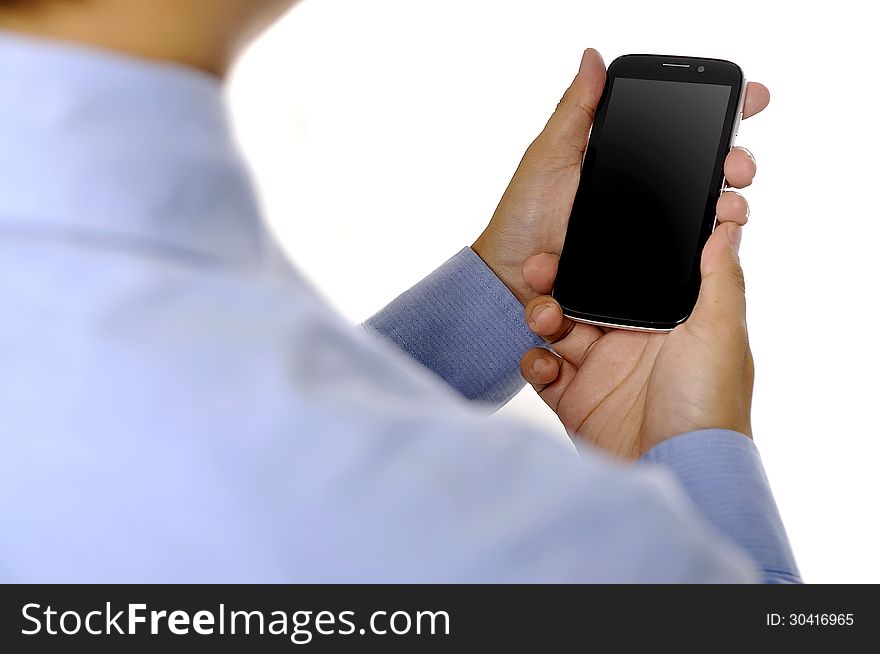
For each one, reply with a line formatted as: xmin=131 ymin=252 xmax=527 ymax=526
xmin=520 ymin=221 xmax=753 ymax=460
xmin=472 ymin=49 xmax=769 ymax=307
xmin=472 ymin=48 xmax=770 ymax=460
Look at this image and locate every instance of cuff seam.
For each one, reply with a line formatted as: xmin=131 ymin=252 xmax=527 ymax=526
xmin=470 ymin=251 xmax=535 ymax=345
xmin=642 ymin=431 xmax=755 ymax=462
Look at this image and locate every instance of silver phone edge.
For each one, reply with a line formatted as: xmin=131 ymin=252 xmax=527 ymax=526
xmin=563 ymin=314 xmax=676 ymax=333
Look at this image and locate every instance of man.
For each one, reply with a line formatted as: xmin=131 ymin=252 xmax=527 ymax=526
xmin=0 ymin=0 xmax=797 ymax=582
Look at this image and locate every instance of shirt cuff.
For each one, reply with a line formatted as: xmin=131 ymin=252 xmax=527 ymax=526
xmin=641 ymin=430 xmax=801 ymax=584
xmin=364 ymin=247 xmax=544 ymax=408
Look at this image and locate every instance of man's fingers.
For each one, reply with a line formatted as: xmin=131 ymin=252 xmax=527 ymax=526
xmin=716 ymin=191 xmax=749 ymax=225
xmin=520 ymin=348 xmax=562 ymax=390
xmin=546 ymin=49 xmax=606 ymax=148
xmin=529 ymin=48 xmax=606 ymax=167
xmin=522 ymin=252 xmax=560 ymax=295
xmin=724 ymin=147 xmax=757 ymax=189
xmin=524 ymin=295 xmax=604 ymax=364
xmin=520 ymin=348 xmax=580 ymax=415
xmin=526 ymin=296 xmax=574 ymax=344
xmin=743 ymin=82 xmax=771 ymax=119
xmin=690 ymin=222 xmax=747 ymax=329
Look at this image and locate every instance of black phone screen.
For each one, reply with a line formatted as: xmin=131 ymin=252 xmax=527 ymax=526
xmin=554 ymin=69 xmax=739 ymax=329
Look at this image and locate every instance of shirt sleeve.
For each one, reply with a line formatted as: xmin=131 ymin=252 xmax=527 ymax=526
xmin=363 ymin=247 xmax=544 ymax=409
xmin=640 ymin=430 xmax=801 ymax=583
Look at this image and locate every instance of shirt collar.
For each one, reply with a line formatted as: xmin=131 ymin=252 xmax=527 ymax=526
xmin=0 ymin=31 xmax=272 ymax=265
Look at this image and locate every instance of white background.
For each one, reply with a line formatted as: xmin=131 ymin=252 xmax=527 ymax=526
xmin=229 ymin=0 xmax=880 ymax=583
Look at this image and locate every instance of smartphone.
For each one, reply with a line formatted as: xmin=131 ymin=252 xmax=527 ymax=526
xmin=553 ymin=54 xmax=746 ymax=331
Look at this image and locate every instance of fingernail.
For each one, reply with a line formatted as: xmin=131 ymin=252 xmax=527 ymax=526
xmin=727 ymin=223 xmax=743 ymax=252
xmin=530 ymin=303 xmax=552 ymax=330
xmin=579 ymin=49 xmax=592 ymax=74
xmin=532 ymin=358 xmax=548 ymax=376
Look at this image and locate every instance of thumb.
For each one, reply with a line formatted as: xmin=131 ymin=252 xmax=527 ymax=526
xmin=530 ymin=49 xmax=606 ymax=167
xmin=690 ymin=222 xmax=747 ymax=327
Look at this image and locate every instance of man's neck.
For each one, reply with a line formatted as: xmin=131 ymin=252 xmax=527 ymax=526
xmin=0 ymin=3 xmax=235 ymax=77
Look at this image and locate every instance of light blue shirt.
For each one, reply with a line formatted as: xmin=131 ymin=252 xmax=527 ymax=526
xmin=0 ymin=32 xmax=799 ymax=583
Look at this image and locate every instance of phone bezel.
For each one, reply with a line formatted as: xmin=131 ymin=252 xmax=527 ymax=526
xmin=553 ymin=54 xmax=746 ymax=332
